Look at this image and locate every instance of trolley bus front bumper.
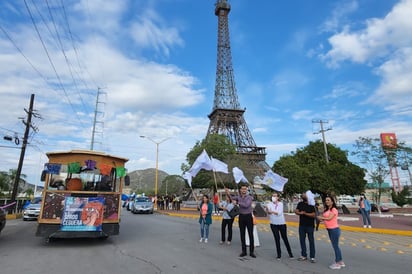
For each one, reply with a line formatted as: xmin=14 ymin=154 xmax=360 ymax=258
xmin=36 ymin=223 xmax=119 ymax=239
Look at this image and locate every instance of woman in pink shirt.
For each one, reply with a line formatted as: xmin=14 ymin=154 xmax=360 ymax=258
xmin=198 ymin=195 xmax=213 ymax=243
xmin=317 ymin=196 xmax=345 ymax=270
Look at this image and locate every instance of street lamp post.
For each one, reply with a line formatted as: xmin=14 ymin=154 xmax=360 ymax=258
xmin=140 ymin=136 xmax=170 ymax=210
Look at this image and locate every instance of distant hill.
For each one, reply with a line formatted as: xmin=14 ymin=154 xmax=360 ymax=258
xmin=127 ymin=168 xmax=169 ymax=193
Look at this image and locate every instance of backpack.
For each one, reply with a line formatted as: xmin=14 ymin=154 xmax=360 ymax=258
xmin=228 ymin=205 xmax=240 ymax=218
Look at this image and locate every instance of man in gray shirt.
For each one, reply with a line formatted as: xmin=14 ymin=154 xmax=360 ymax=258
xmin=226 ymin=184 xmax=255 ymax=258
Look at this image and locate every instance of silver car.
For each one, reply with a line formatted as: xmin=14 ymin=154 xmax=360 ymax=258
xmin=132 ymin=197 xmax=154 ymax=214
xmin=23 ymin=203 xmax=41 ymax=221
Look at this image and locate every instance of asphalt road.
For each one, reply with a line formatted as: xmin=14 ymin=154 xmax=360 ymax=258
xmin=0 ymin=211 xmax=411 ymax=274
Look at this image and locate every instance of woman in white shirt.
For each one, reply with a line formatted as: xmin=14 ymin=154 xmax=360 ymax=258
xmin=266 ymin=192 xmax=294 ymax=260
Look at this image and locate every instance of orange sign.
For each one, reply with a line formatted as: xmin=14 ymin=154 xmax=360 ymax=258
xmin=380 ymin=133 xmax=397 ymax=149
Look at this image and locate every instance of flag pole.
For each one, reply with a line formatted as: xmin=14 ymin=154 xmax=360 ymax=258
xmin=215 ymin=172 xmax=227 ymax=188
xmin=191 ymin=186 xmax=198 ymax=203
xmin=212 ymin=170 xmax=220 ymax=199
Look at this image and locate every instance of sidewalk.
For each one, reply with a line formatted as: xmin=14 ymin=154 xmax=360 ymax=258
xmin=158 ymin=208 xmax=412 ymax=237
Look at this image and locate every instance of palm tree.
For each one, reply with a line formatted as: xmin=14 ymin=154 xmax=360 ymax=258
xmin=0 ymin=169 xmax=27 ymax=196
xmin=25 ymin=188 xmax=34 ymax=198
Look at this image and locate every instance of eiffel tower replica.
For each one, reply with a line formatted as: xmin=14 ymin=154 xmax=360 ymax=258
xmin=207 ymin=0 xmax=267 ymax=173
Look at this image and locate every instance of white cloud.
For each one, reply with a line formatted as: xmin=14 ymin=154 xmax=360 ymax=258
xmin=292 ymin=110 xmax=313 ymax=121
xmin=321 ymin=0 xmax=412 ymax=112
xmin=73 ymin=0 xmax=128 ymax=33
xmin=322 ymin=82 xmax=365 ymax=99
xmin=320 ymin=0 xmax=359 ymax=33
xmin=371 ymin=47 xmax=412 ymax=107
xmin=130 ymin=9 xmax=184 ymax=57
xmin=322 ymin=0 xmax=412 ymax=66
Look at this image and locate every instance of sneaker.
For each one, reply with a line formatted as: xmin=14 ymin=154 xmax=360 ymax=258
xmin=239 ymin=252 xmax=247 ymax=257
xmin=227 ymin=241 xmax=231 ymax=245
xmin=338 ymin=261 xmax=346 ymax=267
xmin=363 ymin=225 xmax=367 ymax=228
xmin=329 ymin=263 xmax=341 ymax=270
xmin=310 ymin=258 xmax=316 ymax=263
xmin=219 ymin=241 xmax=224 ymax=245
xmin=204 ymin=238 xmax=208 ymax=243
xmin=289 ymin=255 xmax=295 ymax=260
xmin=199 ymin=238 xmax=203 ymax=243
xmin=368 ymin=225 xmax=372 ymax=228
xmin=276 ymin=257 xmax=281 ymax=261
xmin=297 ymin=257 xmax=307 ymax=261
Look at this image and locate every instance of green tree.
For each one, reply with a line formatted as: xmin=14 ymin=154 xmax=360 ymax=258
xmin=159 ymin=175 xmax=187 ymax=196
xmin=0 ymin=169 xmax=27 ymax=196
xmin=273 ymin=141 xmax=366 ymax=199
xmin=25 ymin=188 xmax=34 ymax=198
xmin=352 ymin=137 xmax=390 ymax=205
xmin=391 ymin=186 xmax=411 ymax=207
xmin=181 ymin=134 xmax=237 ymax=189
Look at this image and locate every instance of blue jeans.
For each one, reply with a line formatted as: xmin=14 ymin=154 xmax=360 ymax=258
xmin=214 ymin=204 xmax=220 ymax=214
xmin=327 ymin=228 xmax=343 ymax=262
xmin=299 ymin=226 xmax=315 ymax=258
xmin=360 ymin=208 xmax=371 ymax=225
xmin=200 ymin=219 xmax=210 ymax=239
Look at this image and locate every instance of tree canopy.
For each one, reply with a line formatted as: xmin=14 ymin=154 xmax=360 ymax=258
xmin=158 ymin=175 xmax=187 ymax=196
xmin=181 ymin=134 xmax=237 ymax=189
xmin=273 ymin=140 xmax=366 ymax=199
xmin=0 ymin=169 xmax=27 ymax=196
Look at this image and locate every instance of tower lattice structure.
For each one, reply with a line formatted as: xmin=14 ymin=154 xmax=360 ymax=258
xmin=207 ymin=0 xmax=267 ymax=169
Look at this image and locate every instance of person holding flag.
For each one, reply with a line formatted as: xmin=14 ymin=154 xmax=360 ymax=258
xmin=295 ymin=190 xmax=317 ymax=263
xmin=266 ymin=192 xmax=294 ymax=260
xmin=225 ymin=183 xmax=256 ymax=258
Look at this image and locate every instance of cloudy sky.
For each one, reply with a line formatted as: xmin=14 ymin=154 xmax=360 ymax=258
xmin=0 ymin=0 xmax=411 ymax=187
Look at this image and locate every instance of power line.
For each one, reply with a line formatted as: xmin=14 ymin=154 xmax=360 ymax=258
xmin=44 ymin=0 xmax=90 ymax=115
xmin=0 ymin=24 xmax=50 ymax=86
xmin=23 ymin=0 xmax=86 ymax=129
xmin=59 ymin=0 xmax=99 ymax=90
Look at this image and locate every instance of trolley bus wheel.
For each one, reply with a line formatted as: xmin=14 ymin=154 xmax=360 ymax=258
xmin=44 ymin=237 xmax=52 ymax=244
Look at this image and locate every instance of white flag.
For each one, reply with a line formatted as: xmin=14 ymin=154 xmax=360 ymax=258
xmin=183 ymin=172 xmax=193 ymax=188
xmin=263 ymin=170 xmax=288 ymax=192
xmin=232 ymin=167 xmax=248 ymax=184
xmin=188 ymin=149 xmax=213 ymax=177
xmin=211 ymin=157 xmax=229 ymax=174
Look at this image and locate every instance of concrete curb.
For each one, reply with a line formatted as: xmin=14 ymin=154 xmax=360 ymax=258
xmin=6 ymin=213 xmax=22 ymax=220
xmin=158 ymin=211 xmax=412 ymax=237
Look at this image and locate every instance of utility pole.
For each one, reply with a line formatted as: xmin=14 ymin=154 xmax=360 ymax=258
xmin=11 ymin=94 xmax=40 ymax=205
xmin=312 ymin=119 xmax=332 ymax=163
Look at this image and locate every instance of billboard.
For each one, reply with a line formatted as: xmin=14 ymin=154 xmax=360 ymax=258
xmin=380 ymin=133 xmax=397 ymax=149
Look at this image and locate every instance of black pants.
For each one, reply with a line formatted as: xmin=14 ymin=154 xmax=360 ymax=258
xmin=239 ymin=213 xmax=254 ymax=254
xmin=221 ymin=218 xmax=234 ymax=242
xmin=270 ymin=224 xmax=293 ymax=258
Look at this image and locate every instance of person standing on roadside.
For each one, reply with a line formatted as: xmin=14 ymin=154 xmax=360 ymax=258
xmin=198 ymin=195 xmax=213 ymax=243
xmin=219 ymin=195 xmax=235 ymax=245
xmin=358 ymin=194 xmax=372 ymax=228
xmin=295 ymin=190 xmax=316 ymax=263
xmin=213 ymin=192 xmax=220 ymax=215
xmin=225 ymin=184 xmax=256 ymax=258
xmin=266 ymin=192 xmax=294 ymax=260
xmin=317 ymin=196 xmax=345 ymax=270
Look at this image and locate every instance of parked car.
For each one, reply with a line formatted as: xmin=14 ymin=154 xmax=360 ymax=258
xmin=371 ymin=203 xmax=390 ymax=213
xmin=0 ymin=208 xmax=6 ymax=234
xmin=23 ymin=203 xmax=41 ymax=221
xmin=132 ymin=197 xmax=154 ymax=214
